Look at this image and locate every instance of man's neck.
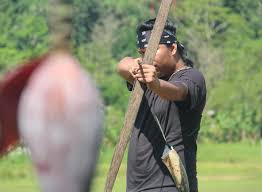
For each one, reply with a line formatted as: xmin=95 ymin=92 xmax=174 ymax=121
xmin=175 ymin=58 xmax=186 ymax=71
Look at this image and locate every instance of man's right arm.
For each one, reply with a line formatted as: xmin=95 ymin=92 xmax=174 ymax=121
xmin=116 ymin=57 xmax=140 ymax=84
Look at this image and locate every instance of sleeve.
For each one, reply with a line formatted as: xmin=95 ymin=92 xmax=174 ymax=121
xmin=126 ymin=81 xmax=133 ymax=91
xmin=170 ymin=71 xmax=203 ymax=110
xmin=126 ymin=81 xmax=147 ymax=92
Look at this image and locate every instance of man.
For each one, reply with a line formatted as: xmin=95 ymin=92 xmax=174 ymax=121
xmin=117 ymin=18 xmax=206 ymax=192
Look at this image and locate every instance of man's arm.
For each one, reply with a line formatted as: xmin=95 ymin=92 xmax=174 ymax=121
xmin=116 ymin=57 xmax=139 ymax=84
xmin=150 ymin=79 xmax=188 ymax=101
xmin=133 ymin=64 xmax=188 ymax=101
xmin=117 ymin=59 xmax=188 ymax=101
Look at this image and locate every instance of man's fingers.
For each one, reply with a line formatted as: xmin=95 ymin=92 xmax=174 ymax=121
xmin=129 ymin=66 xmax=138 ymax=77
xmin=136 ymin=77 xmax=146 ymax=83
xmin=135 ymin=73 xmax=155 ymax=82
xmin=132 ymin=60 xmax=157 ymax=83
xmin=136 ymin=77 xmax=154 ymax=83
xmin=135 ymin=58 xmax=143 ymax=64
xmin=136 ymin=68 xmax=156 ymax=74
xmin=136 ymin=65 xmax=157 ymax=73
xmin=135 ymin=73 xmax=154 ymax=78
xmin=138 ymin=64 xmax=154 ymax=68
xmin=135 ymin=69 xmax=157 ymax=80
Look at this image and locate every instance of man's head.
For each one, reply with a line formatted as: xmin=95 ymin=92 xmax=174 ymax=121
xmin=136 ymin=18 xmax=177 ymax=49
xmin=136 ymin=18 xmax=193 ymax=75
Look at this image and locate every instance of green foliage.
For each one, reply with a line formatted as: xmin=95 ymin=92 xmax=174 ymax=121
xmin=223 ymin=0 xmax=262 ymax=38
xmin=0 ymin=0 xmax=49 ymax=69
xmin=101 ymin=0 xmax=152 ymax=59
xmin=72 ymin=0 xmax=102 ymax=45
xmin=103 ymin=105 xmax=125 ymax=146
xmin=201 ymin=105 xmax=260 ymax=142
xmin=201 ymin=37 xmax=262 ymax=142
xmin=0 ymin=0 xmax=261 ymax=145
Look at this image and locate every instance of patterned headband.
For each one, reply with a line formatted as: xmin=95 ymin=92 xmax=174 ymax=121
xmin=136 ymin=30 xmax=187 ymax=57
xmin=136 ymin=30 xmax=177 ymax=49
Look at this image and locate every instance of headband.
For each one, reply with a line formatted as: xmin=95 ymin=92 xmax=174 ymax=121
xmin=136 ymin=30 xmax=187 ymax=57
xmin=136 ymin=30 xmax=177 ymax=49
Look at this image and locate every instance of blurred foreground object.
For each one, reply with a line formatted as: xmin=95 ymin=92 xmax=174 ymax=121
xmin=0 ymin=0 xmax=104 ymax=191
xmin=0 ymin=56 xmax=45 ymax=155
xmin=18 ymin=51 xmax=104 ymax=192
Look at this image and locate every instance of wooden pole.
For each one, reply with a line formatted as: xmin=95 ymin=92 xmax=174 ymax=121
xmin=104 ymin=0 xmax=174 ymax=191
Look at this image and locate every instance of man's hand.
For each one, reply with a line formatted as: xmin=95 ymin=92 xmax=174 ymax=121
xmin=132 ymin=63 xmax=160 ymax=90
xmin=131 ymin=61 xmax=188 ymax=101
xmin=117 ymin=57 xmax=143 ymax=84
xmin=128 ymin=58 xmax=142 ymax=79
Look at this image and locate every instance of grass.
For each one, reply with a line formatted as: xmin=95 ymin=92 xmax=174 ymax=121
xmin=0 ymin=143 xmax=261 ymax=192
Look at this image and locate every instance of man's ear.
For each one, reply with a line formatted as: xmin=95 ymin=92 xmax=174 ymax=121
xmin=171 ymin=43 xmax=177 ymax=56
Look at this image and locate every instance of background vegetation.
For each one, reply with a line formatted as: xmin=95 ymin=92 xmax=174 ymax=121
xmin=1 ymin=0 xmax=261 ymax=147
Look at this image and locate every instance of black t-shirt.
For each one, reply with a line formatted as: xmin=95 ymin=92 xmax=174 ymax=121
xmin=126 ymin=68 xmax=206 ymax=192
xmin=171 ymin=68 xmax=206 ymax=191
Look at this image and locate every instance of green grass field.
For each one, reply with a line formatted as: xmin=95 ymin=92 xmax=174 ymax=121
xmin=0 ymin=143 xmax=261 ymax=192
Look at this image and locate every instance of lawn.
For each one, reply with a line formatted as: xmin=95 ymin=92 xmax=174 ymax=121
xmin=0 ymin=143 xmax=261 ymax=192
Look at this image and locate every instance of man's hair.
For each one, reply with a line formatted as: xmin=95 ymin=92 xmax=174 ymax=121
xmin=136 ymin=18 xmax=176 ymax=36
xmin=136 ymin=18 xmax=194 ymax=67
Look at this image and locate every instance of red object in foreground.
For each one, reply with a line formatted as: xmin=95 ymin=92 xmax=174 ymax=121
xmin=0 ymin=56 xmax=46 ymax=156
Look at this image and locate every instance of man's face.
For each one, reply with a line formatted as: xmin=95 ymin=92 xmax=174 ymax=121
xmin=138 ymin=44 xmax=176 ymax=78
